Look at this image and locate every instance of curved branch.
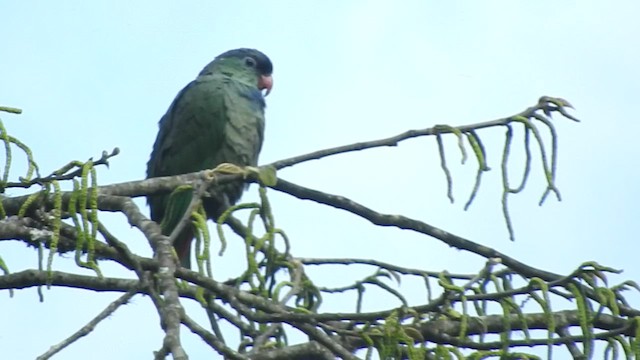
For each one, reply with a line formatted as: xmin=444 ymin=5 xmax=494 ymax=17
xmin=271 ymin=178 xmax=560 ymax=282
xmin=268 ymin=97 xmax=577 ymax=171
xmin=0 ymin=269 xmax=138 ymax=291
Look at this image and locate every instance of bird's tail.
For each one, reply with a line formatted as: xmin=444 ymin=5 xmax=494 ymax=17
xmin=174 ymin=229 xmax=193 ymax=269
xmin=161 ymin=186 xmax=195 ymax=269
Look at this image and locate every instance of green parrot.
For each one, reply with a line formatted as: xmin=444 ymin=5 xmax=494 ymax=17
xmin=146 ymin=48 xmax=273 ymax=268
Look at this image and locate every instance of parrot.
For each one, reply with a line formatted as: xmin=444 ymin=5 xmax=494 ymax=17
xmin=146 ymin=48 xmax=273 ymax=268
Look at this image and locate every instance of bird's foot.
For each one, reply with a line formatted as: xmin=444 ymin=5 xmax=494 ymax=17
xmin=210 ymin=163 xmax=277 ymax=186
xmin=212 ymin=163 xmax=245 ymax=175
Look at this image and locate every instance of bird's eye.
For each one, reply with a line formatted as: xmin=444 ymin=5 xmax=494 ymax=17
xmin=244 ymin=57 xmax=257 ymax=68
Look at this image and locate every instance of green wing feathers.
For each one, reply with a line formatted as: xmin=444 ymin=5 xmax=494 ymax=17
xmin=146 ymin=48 xmax=271 ymax=268
xmin=160 ymin=186 xmax=195 ymax=268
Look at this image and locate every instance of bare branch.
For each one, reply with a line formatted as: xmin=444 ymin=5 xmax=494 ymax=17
xmin=0 ymin=269 xmax=138 ymax=292
xmin=181 ymin=313 xmax=248 ymax=360
xmin=36 ymin=290 xmax=137 ymax=360
xmin=270 ymin=178 xmax=560 ymax=282
xmin=299 ymin=257 xmax=475 ymax=280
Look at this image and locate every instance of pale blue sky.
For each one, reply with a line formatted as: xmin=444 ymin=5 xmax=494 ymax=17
xmin=1 ymin=1 xmax=639 ymax=359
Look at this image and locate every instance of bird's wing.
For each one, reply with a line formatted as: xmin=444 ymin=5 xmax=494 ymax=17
xmin=147 ymin=74 xmax=227 ymax=222
xmin=146 ymin=74 xmax=266 ymax=268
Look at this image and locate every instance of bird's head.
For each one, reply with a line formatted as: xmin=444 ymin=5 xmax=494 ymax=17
xmin=200 ymin=48 xmax=274 ymax=96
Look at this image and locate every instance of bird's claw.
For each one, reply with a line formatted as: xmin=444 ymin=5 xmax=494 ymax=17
xmin=210 ymin=164 xmax=276 ymax=185
xmin=212 ymin=163 xmax=261 ymax=179
xmin=244 ymin=166 xmax=261 ymax=179
xmin=212 ymin=163 xmax=245 ymax=175
xmin=203 ymin=169 xmax=217 ymax=182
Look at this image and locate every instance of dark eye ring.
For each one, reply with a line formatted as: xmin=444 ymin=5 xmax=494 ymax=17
xmin=244 ymin=57 xmax=256 ymax=68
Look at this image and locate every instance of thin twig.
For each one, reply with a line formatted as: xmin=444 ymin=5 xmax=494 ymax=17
xmin=299 ymin=257 xmax=475 ymax=280
xmin=0 ymin=106 xmax=22 ymax=114
xmin=181 ymin=313 xmax=249 ymax=360
xmin=166 ymin=172 xmax=213 ymax=246
xmin=4 ymin=148 xmax=120 ymax=189
xmin=36 ymin=290 xmax=137 ymax=360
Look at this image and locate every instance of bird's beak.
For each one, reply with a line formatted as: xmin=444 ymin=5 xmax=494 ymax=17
xmin=258 ymin=75 xmax=273 ymax=96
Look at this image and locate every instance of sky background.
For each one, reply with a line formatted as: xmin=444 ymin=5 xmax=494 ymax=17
xmin=1 ymin=1 xmax=639 ymax=359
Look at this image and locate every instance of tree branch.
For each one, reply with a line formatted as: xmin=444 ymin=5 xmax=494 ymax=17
xmin=267 ymin=96 xmax=577 ymax=171
xmin=36 ymin=290 xmax=137 ymax=360
xmin=270 ymin=178 xmax=560 ymax=281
